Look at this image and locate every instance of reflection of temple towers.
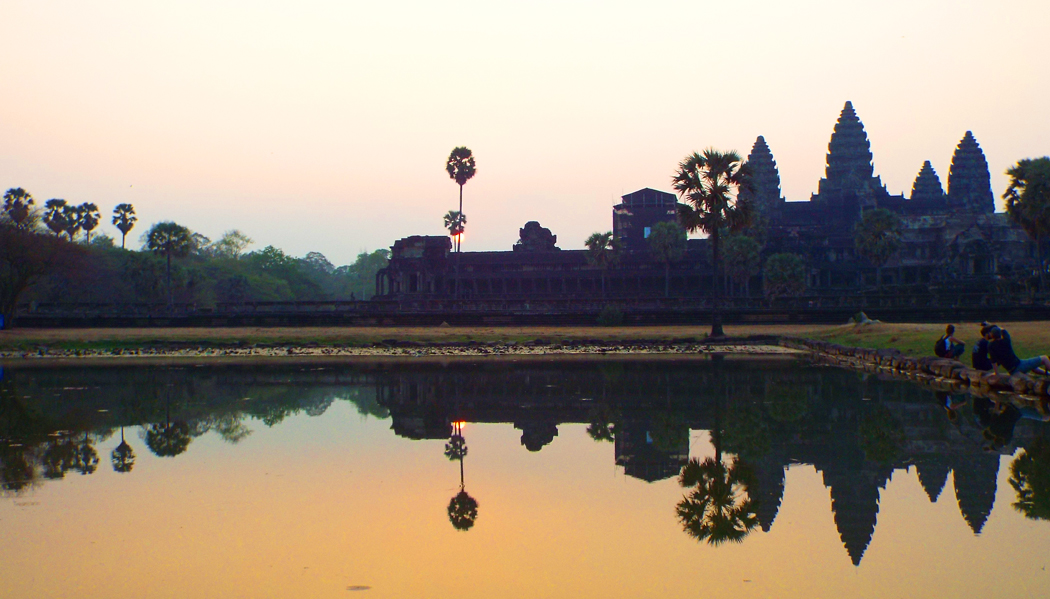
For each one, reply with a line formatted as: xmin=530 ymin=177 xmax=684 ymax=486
xmin=914 ymin=457 xmax=951 ymax=502
xmin=951 ymin=453 xmax=1000 ymax=534
xmin=614 ymin=419 xmax=689 ymax=483
xmin=750 ymin=454 xmax=787 ymax=532
xmin=821 ymin=464 xmax=893 ymax=566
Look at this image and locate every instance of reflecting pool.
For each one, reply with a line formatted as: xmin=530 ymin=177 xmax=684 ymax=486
xmin=1 ymin=355 xmax=1049 ymax=598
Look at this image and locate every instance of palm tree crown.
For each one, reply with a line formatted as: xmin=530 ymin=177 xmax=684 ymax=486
xmin=112 ymin=203 xmax=137 ymax=249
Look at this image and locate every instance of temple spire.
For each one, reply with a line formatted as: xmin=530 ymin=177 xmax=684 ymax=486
xmin=947 ymin=131 xmax=994 ymax=214
xmin=742 ymin=135 xmax=783 ymax=211
xmin=825 ymin=101 xmax=875 ymax=185
xmin=910 ymin=161 xmax=946 ymax=204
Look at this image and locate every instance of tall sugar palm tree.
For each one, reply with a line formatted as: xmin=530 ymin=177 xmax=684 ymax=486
xmin=43 ymin=199 xmax=70 ymax=236
xmin=443 ymin=210 xmax=466 ymax=253
xmin=145 ymin=221 xmax=194 ymax=308
xmin=2 ymin=188 xmax=34 ymax=229
xmin=445 ymin=147 xmax=476 ymax=252
xmin=585 ymin=231 xmax=621 ymax=297
xmin=672 ymin=149 xmax=752 ymax=337
xmin=78 ymin=203 xmax=100 ymax=243
xmin=112 ymin=203 xmax=137 ymax=249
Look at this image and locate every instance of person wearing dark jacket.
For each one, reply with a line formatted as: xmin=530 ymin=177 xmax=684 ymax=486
xmin=972 ymin=325 xmax=994 ymax=371
xmin=988 ymin=326 xmax=1050 ymax=375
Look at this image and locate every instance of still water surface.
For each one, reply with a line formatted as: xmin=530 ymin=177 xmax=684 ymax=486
xmin=1 ymin=356 xmax=1049 ymax=598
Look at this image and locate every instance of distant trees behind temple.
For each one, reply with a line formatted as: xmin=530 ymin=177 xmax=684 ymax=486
xmin=1 ymin=186 xmax=390 ymax=317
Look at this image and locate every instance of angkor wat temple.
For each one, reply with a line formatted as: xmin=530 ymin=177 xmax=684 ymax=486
xmin=376 ymin=102 xmax=1034 ymax=301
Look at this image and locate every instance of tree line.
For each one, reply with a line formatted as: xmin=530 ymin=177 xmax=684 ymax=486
xmin=1 ymin=187 xmax=389 ymax=326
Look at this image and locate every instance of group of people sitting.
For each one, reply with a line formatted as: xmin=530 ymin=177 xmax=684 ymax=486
xmin=936 ymin=323 xmax=1050 ymax=376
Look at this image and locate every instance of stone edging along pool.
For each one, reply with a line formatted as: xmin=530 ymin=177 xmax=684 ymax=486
xmin=784 ymin=337 xmax=1050 ymax=409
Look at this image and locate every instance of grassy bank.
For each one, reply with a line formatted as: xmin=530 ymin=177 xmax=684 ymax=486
xmin=1 ymin=321 xmax=1046 ymax=357
xmin=0 ymin=324 xmax=836 ymax=352
xmin=809 ymin=321 xmax=1050 ymax=359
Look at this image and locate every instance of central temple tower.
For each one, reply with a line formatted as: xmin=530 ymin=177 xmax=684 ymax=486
xmin=811 ymin=101 xmax=894 ymax=223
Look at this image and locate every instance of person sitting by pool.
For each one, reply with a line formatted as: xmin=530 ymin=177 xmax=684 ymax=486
xmin=972 ymin=325 xmax=994 ymax=371
xmin=988 ymin=326 xmax=1050 ymax=376
xmin=935 ymin=324 xmax=965 ymax=359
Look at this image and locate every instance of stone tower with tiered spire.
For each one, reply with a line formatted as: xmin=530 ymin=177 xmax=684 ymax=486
xmin=947 ymin=131 xmax=995 ymax=214
xmin=910 ymin=161 xmax=947 ymax=205
xmin=809 ymin=102 xmax=894 ymax=226
xmin=816 ymin=102 xmax=889 ymax=201
xmin=741 ymin=135 xmax=784 ymax=216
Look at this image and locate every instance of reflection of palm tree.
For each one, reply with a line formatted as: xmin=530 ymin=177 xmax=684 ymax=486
xmin=1010 ymin=438 xmax=1050 ymax=520
xmin=72 ymin=434 xmax=100 ymax=475
xmin=677 ymin=355 xmax=758 ymax=545
xmin=448 ymin=489 xmax=479 ymax=531
xmin=445 ymin=421 xmax=479 ymax=531
xmin=111 ymin=427 xmax=136 ymax=473
xmin=676 ymin=457 xmax=758 ymax=545
xmin=145 ymin=421 xmax=192 ymax=457
xmin=42 ymin=437 xmax=78 ymax=479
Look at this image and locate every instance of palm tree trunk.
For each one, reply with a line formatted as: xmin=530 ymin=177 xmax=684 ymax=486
xmin=457 ymin=184 xmax=464 ymax=253
xmin=121 ymin=232 xmax=126 ymax=249
xmin=664 ymin=263 xmax=670 ymax=298
xmin=166 ymin=250 xmax=173 ymax=309
xmin=711 ymin=231 xmax=724 ymax=337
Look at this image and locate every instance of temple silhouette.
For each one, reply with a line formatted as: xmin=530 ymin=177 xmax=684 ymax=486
xmin=376 ymin=102 xmax=1033 ymax=300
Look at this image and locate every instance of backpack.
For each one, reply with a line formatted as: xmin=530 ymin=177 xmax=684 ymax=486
xmin=934 ymin=336 xmax=949 ymax=358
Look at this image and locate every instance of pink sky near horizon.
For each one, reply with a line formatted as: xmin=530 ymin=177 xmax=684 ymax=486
xmin=2 ymin=0 xmax=1047 ymax=265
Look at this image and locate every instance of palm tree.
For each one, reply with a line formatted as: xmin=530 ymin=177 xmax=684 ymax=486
xmin=853 ymin=208 xmax=902 ymax=291
xmin=112 ymin=203 xmax=137 ymax=249
xmin=78 ymin=203 xmax=100 ymax=243
xmin=43 ymin=199 xmax=69 ymax=236
xmin=672 ymin=149 xmax=753 ymax=337
xmin=1004 ymin=157 xmax=1050 ymax=290
xmin=2 ymin=188 xmax=34 ymax=229
xmin=145 ymin=221 xmax=194 ymax=308
xmin=647 ymin=221 xmax=687 ymax=297
xmin=585 ymin=231 xmax=621 ymax=297
xmin=60 ymin=203 xmax=83 ymax=242
xmin=111 ymin=427 xmax=136 ymax=473
xmin=445 ymin=147 xmax=476 ymax=252
xmin=443 ymin=210 xmax=466 ymax=253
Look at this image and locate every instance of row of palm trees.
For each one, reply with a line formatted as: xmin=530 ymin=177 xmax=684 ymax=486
xmin=2 ymin=187 xmax=138 ymax=248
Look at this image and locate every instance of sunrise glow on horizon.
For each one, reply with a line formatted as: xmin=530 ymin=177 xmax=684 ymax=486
xmin=2 ymin=0 xmax=1047 ymax=265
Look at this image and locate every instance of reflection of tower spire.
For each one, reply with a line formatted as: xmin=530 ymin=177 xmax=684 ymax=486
xmin=822 ymin=465 xmax=892 ymax=566
xmin=751 ymin=457 xmax=786 ymax=532
xmin=952 ymin=453 xmax=1000 ymax=534
xmin=914 ymin=458 xmax=951 ymax=502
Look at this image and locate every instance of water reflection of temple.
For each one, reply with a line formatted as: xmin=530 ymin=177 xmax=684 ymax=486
xmin=2 ymin=359 xmax=1046 ymax=566
xmin=370 ymin=360 xmax=1043 ymax=565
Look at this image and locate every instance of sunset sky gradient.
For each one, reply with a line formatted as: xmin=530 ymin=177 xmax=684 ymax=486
xmin=2 ymin=1 xmax=1047 ymax=264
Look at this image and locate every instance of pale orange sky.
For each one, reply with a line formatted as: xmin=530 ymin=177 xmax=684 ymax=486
xmin=2 ymin=1 xmax=1047 ymax=264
